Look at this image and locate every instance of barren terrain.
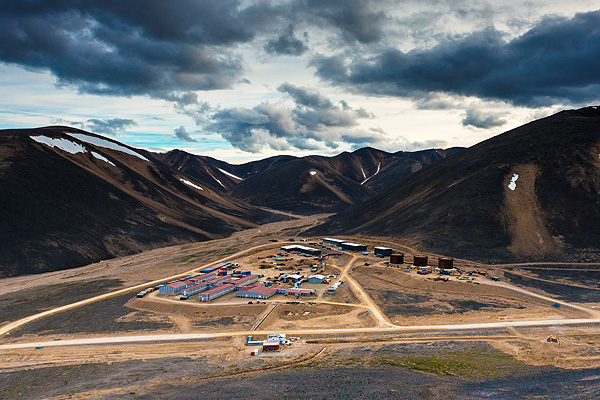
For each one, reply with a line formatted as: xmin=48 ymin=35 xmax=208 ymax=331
xmin=2 ymin=215 xmax=600 ymax=399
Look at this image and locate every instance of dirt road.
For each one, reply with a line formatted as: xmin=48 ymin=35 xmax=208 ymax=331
xmin=4 ymin=236 xmax=600 ymax=351
xmin=1 ymin=315 xmax=599 ymax=350
xmin=0 ymin=242 xmax=284 ymax=337
xmin=480 ymin=279 xmax=600 ymax=317
xmin=338 ymin=256 xmax=393 ymax=327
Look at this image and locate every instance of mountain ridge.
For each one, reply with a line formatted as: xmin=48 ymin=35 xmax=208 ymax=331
xmin=307 ymin=106 xmax=600 ymax=263
xmin=0 ymin=126 xmax=275 ymax=277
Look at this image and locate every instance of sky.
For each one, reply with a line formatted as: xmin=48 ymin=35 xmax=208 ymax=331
xmin=1 ymin=0 xmax=599 ymax=163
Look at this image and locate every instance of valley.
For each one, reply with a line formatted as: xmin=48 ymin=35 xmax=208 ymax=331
xmin=2 ymin=214 xmax=600 ymax=399
xmin=3 ymin=108 xmax=600 ymax=398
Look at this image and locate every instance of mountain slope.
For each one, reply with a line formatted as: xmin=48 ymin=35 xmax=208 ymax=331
xmin=159 ymin=147 xmax=463 ymax=213
xmin=308 ymin=107 xmax=600 ymax=262
xmin=0 ymin=127 xmax=273 ymax=277
xmin=228 ymin=157 xmax=375 ymax=213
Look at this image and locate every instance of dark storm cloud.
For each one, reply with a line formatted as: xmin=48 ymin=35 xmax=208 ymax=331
xmin=0 ymin=1 xmax=277 ymax=100
xmin=461 ymin=109 xmax=507 ymax=129
xmin=173 ymin=125 xmax=197 ymax=142
xmin=205 ymin=83 xmax=382 ymax=153
xmin=313 ymin=10 xmax=600 ymax=107
xmin=85 ymin=118 xmax=138 ymax=135
xmin=0 ymin=0 xmax=394 ymax=105
xmin=264 ymin=25 xmax=308 ymax=56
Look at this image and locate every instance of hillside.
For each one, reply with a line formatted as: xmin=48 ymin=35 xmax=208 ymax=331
xmin=0 ymin=127 xmax=274 ymax=277
xmin=308 ymin=107 xmax=600 ymax=263
xmin=159 ymin=147 xmax=463 ymax=213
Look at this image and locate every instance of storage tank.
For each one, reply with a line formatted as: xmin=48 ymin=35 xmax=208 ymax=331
xmin=389 ymin=253 xmax=404 ymax=264
xmin=438 ymin=257 xmax=454 ymax=269
xmin=413 ymin=255 xmax=428 ymax=266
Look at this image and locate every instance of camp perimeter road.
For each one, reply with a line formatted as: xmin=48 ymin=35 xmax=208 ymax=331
xmin=2 ymin=240 xmax=600 ymax=350
xmin=0 ymin=242 xmax=287 ymax=338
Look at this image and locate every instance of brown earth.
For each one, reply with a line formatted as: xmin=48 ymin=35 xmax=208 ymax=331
xmin=352 ymin=266 xmax=585 ymax=325
xmin=502 ymin=163 xmax=564 ymax=259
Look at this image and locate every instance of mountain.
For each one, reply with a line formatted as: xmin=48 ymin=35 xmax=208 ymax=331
xmin=308 ymin=107 xmax=600 ymax=263
xmin=155 ymin=150 xmax=296 ymax=190
xmin=0 ymin=127 xmax=274 ymax=277
xmin=228 ymin=156 xmax=374 ymax=213
xmin=158 ymin=147 xmax=463 ymax=213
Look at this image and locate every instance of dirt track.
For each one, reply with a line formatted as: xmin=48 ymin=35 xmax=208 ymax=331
xmin=3 ymin=218 xmax=600 ymax=381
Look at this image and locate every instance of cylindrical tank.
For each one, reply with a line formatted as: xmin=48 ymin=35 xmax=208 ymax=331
xmin=438 ymin=257 xmax=454 ymax=269
xmin=389 ymin=253 xmax=404 ymax=264
xmin=413 ymin=255 xmax=428 ymax=267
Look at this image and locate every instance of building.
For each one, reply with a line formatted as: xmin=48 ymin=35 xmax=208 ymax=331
xmin=268 ymin=333 xmax=287 ymax=344
xmin=284 ymin=288 xmax=316 ymax=296
xmin=322 ymin=238 xmax=345 ymax=247
xmin=188 ymin=271 xmax=217 ymax=283
xmin=205 ymin=275 xmax=232 ymax=287
xmin=374 ymin=247 xmax=393 ymax=257
xmin=263 ymin=342 xmax=280 ymax=351
xmin=341 ymin=242 xmax=367 ymax=252
xmin=182 ymin=282 xmax=210 ymax=296
xmin=235 ymin=285 xmax=278 ymax=299
xmin=307 ymin=274 xmax=326 ymax=283
xmin=199 ymin=265 xmax=221 ymax=273
xmin=283 ymin=273 xmax=303 ymax=283
xmin=232 ymin=274 xmax=260 ymax=290
xmin=159 ymin=280 xmax=195 ymax=295
xmin=198 ymin=282 xmax=235 ymax=302
xmin=327 ymin=281 xmax=342 ymax=294
xmin=279 ymin=245 xmax=321 ymax=256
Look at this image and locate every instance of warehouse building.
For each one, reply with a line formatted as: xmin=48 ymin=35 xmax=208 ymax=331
xmin=341 ymin=242 xmax=367 ymax=252
xmin=283 ymin=288 xmax=316 ymax=296
xmin=199 ymin=282 xmax=235 ymax=302
xmin=279 ymin=245 xmax=321 ymax=256
xmin=182 ymin=282 xmax=210 ymax=296
xmin=205 ymin=275 xmax=232 ymax=287
xmin=235 ymin=284 xmax=279 ymax=299
xmin=282 ymin=273 xmax=303 ymax=283
xmin=232 ymin=274 xmax=260 ymax=290
xmin=199 ymin=265 xmax=221 ymax=273
xmin=322 ymin=238 xmax=345 ymax=247
xmin=176 ymin=273 xmax=229 ymax=296
xmin=159 ymin=279 xmax=195 ymax=294
xmin=374 ymin=247 xmax=393 ymax=257
xmin=308 ymin=274 xmax=326 ymax=283
xmin=188 ymin=271 xmax=217 ymax=283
